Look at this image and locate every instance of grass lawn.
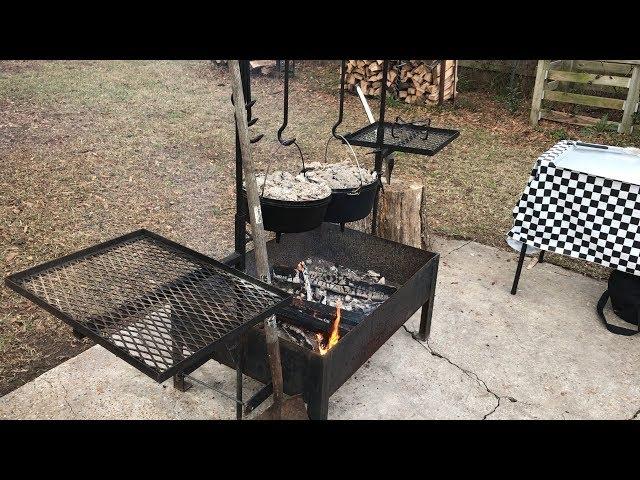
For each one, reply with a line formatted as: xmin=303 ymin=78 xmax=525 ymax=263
xmin=1 ymin=60 xmax=638 ymax=396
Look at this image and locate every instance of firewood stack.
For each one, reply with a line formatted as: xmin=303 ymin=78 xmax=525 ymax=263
xmin=345 ymin=60 xmax=457 ymax=105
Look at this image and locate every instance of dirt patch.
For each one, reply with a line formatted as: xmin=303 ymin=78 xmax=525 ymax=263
xmin=1 ymin=60 xmax=638 ymax=398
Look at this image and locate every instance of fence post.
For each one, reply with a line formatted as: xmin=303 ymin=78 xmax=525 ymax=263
xmin=530 ymin=60 xmax=549 ymax=127
xmin=620 ymin=65 xmax=640 ymax=134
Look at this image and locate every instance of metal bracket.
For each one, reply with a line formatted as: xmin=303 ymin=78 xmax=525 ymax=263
xmin=173 ymin=373 xmax=193 ymax=392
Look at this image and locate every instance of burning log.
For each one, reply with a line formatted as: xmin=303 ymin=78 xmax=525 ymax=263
xmin=280 ymin=297 xmax=358 ymax=330
xmin=309 ymin=273 xmax=395 ymax=302
xmin=277 ymin=322 xmax=321 ymax=353
xmin=276 ymin=299 xmax=348 ymax=354
xmin=317 ymin=300 xmax=342 ymax=355
xmin=271 ymin=264 xmax=396 ymax=303
xmin=270 ymin=258 xmax=395 ymax=355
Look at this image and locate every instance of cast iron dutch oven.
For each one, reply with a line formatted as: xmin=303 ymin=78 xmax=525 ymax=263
xmin=242 ymin=143 xmax=331 ymax=236
xmin=317 ymin=134 xmax=380 ymax=226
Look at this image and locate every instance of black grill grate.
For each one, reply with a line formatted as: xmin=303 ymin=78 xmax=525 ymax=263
xmin=343 ymin=121 xmax=459 ymax=156
xmin=5 ymin=230 xmax=289 ymax=382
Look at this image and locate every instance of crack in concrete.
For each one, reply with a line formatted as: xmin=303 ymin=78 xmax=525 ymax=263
xmin=631 ymin=408 xmax=640 ymax=420
xmin=401 ymin=325 xmax=516 ymax=420
xmin=43 ymin=377 xmax=77 ymax=417
xmin=445 ymin=240 xmax=473 ymax=256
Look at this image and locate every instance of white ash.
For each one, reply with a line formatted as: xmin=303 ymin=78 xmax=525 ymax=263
xmin=247 ymin=171 xmax=331 ymax=202
xmin=303 ymin=161 xmax=377 ymax=190
xmin=299 ymin=258 xmax=391 ymax=314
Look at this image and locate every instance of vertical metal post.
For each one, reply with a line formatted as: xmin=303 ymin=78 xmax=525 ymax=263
xmin=371 ymin=59 xmax=389 ymax=236
xmin=419 ymin=258 xmax=439 ymax=341
xmin=234 ymin=60 xmax=252 ymax=271
xmin=511 ymin=243 xmax=528 ymax=295
xmin=235 ymin=336 xmax=246 ymax=420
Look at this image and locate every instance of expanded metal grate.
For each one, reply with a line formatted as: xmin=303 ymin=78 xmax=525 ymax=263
xmin=5 ymin=230 xmax=289 ymax=382
xmin=343 ymin=121 xmax=459 ymax=156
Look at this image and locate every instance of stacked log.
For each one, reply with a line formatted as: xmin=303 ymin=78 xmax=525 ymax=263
xmin=345 ymin=60 xmax=457 ymax=105
xmin=345 ymin=60 xmax=390 ymax=97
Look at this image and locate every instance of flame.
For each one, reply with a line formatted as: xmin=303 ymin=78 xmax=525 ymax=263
xmin=318 ymin=300 xmax=341 ymax=355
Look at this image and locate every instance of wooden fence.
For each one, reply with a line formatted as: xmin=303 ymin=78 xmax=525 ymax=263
xmin=530 ymin=60 xmax=640 ymax=134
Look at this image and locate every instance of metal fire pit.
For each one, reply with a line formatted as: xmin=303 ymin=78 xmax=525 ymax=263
xmin=4 ymin=230 xmax=290 ymax=383
xmin=215 ymin=223 xmax=439 ymax=419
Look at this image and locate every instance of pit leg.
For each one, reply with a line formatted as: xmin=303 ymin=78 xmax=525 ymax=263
xmin=173 ymin=373 xmax=192 ymax=392
xmin=418 ymin=259 xmax=439 ymax=341
xmin=510 ymin=243 xmax=528 ymax=295
xmin=72 ymin=329 xmax=86 ymax=340
xmin=171 ymin=309 xmax=191 ymax=392
xmin=307 ymin=393 xmax=329 ymax=420
xmin=236 ymin=336 xmax=246 ymax=420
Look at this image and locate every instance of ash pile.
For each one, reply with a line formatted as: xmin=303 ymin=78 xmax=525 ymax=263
xmin=249 ymin=171 xmax=331 ymax=201
xmin=303 ymin=161 xmax=377 ymax=189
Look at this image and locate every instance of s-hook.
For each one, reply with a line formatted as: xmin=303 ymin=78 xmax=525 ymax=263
xmin=277 ymin=59 xmax=306 ymax=173
xmin=277 ymin=59 xmax=296 ymax=147
xmin=331 ymin=59 xmax=347 ymax=139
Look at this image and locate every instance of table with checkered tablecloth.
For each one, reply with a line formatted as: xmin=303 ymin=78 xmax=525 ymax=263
xmin=507 ymin=140 xmax=640 ymax=294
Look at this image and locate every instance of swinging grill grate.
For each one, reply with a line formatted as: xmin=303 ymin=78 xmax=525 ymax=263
xmin=5 ymin=230 xmax=289 ymax=382
xmin=343 ymin=121 xmax=459 ymax=156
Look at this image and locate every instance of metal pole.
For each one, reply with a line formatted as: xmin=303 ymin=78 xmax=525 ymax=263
xmin=371 ymin=59 xmax=389 ymax=235
xmin=236 ymin=336 xmax=246 ymax=420
xmin=511 ymin=243 xmax=527 ymax=295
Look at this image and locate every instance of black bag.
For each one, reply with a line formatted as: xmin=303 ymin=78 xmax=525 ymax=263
xmin=597 ymin=270 xmax=640 ymax=336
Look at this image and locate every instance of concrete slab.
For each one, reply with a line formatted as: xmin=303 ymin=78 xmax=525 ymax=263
xmin=2 ymin=235 xmax=639 ymax=420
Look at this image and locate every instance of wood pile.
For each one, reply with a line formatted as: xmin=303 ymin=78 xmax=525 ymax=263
xmin=345 ymin=60 xmax=457 ymax=105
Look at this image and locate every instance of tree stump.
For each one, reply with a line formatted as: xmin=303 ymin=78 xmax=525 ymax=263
xmin=352 ymin=178 xmax=430 ymax=250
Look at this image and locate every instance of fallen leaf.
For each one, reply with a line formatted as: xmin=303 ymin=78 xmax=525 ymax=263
xmin=6 ymin=252 xmax=18 ymax=262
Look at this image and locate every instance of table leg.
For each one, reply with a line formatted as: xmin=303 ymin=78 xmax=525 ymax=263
xmin=511 ymin=243 xmax=528 ymax=295
xmin=538 ymin=250 xmax=545 ymax=263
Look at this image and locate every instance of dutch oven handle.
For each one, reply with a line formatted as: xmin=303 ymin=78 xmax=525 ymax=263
xmin=260 ymin=140 xmax=307 ymax=198
xmin=323 ymin=134 xmax=366 ymax=193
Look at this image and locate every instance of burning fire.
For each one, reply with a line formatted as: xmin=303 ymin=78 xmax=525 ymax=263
xmin=317 ymin=300 xmax=341 ymax=355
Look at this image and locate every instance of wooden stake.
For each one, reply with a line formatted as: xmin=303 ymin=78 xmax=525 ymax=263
xmin=229 ymin=60 xmax=283 ymax=418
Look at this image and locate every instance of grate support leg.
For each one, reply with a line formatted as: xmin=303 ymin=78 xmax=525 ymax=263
xmin=173 ymin=373 xmax=192 ymax=392
xmin=235 ymin=336 xmax=246 ymax=420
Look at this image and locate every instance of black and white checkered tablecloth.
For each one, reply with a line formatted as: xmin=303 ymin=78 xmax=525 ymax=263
xmin=507 ymin=140 xmax=640 ymax=275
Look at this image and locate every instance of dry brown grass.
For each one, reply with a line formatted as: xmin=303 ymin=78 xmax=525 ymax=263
xmin=1 ymin=60 xmax=638 ymax=396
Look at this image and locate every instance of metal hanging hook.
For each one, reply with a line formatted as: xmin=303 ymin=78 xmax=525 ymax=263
xmin=331 ymin=59 xmax=347 ymax=139
xmin=277 ymin=60 xmax=296 ymax=147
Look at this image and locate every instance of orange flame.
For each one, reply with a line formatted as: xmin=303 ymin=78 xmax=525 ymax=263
xmin=318 ymin=300 xmax=341 ymax=355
